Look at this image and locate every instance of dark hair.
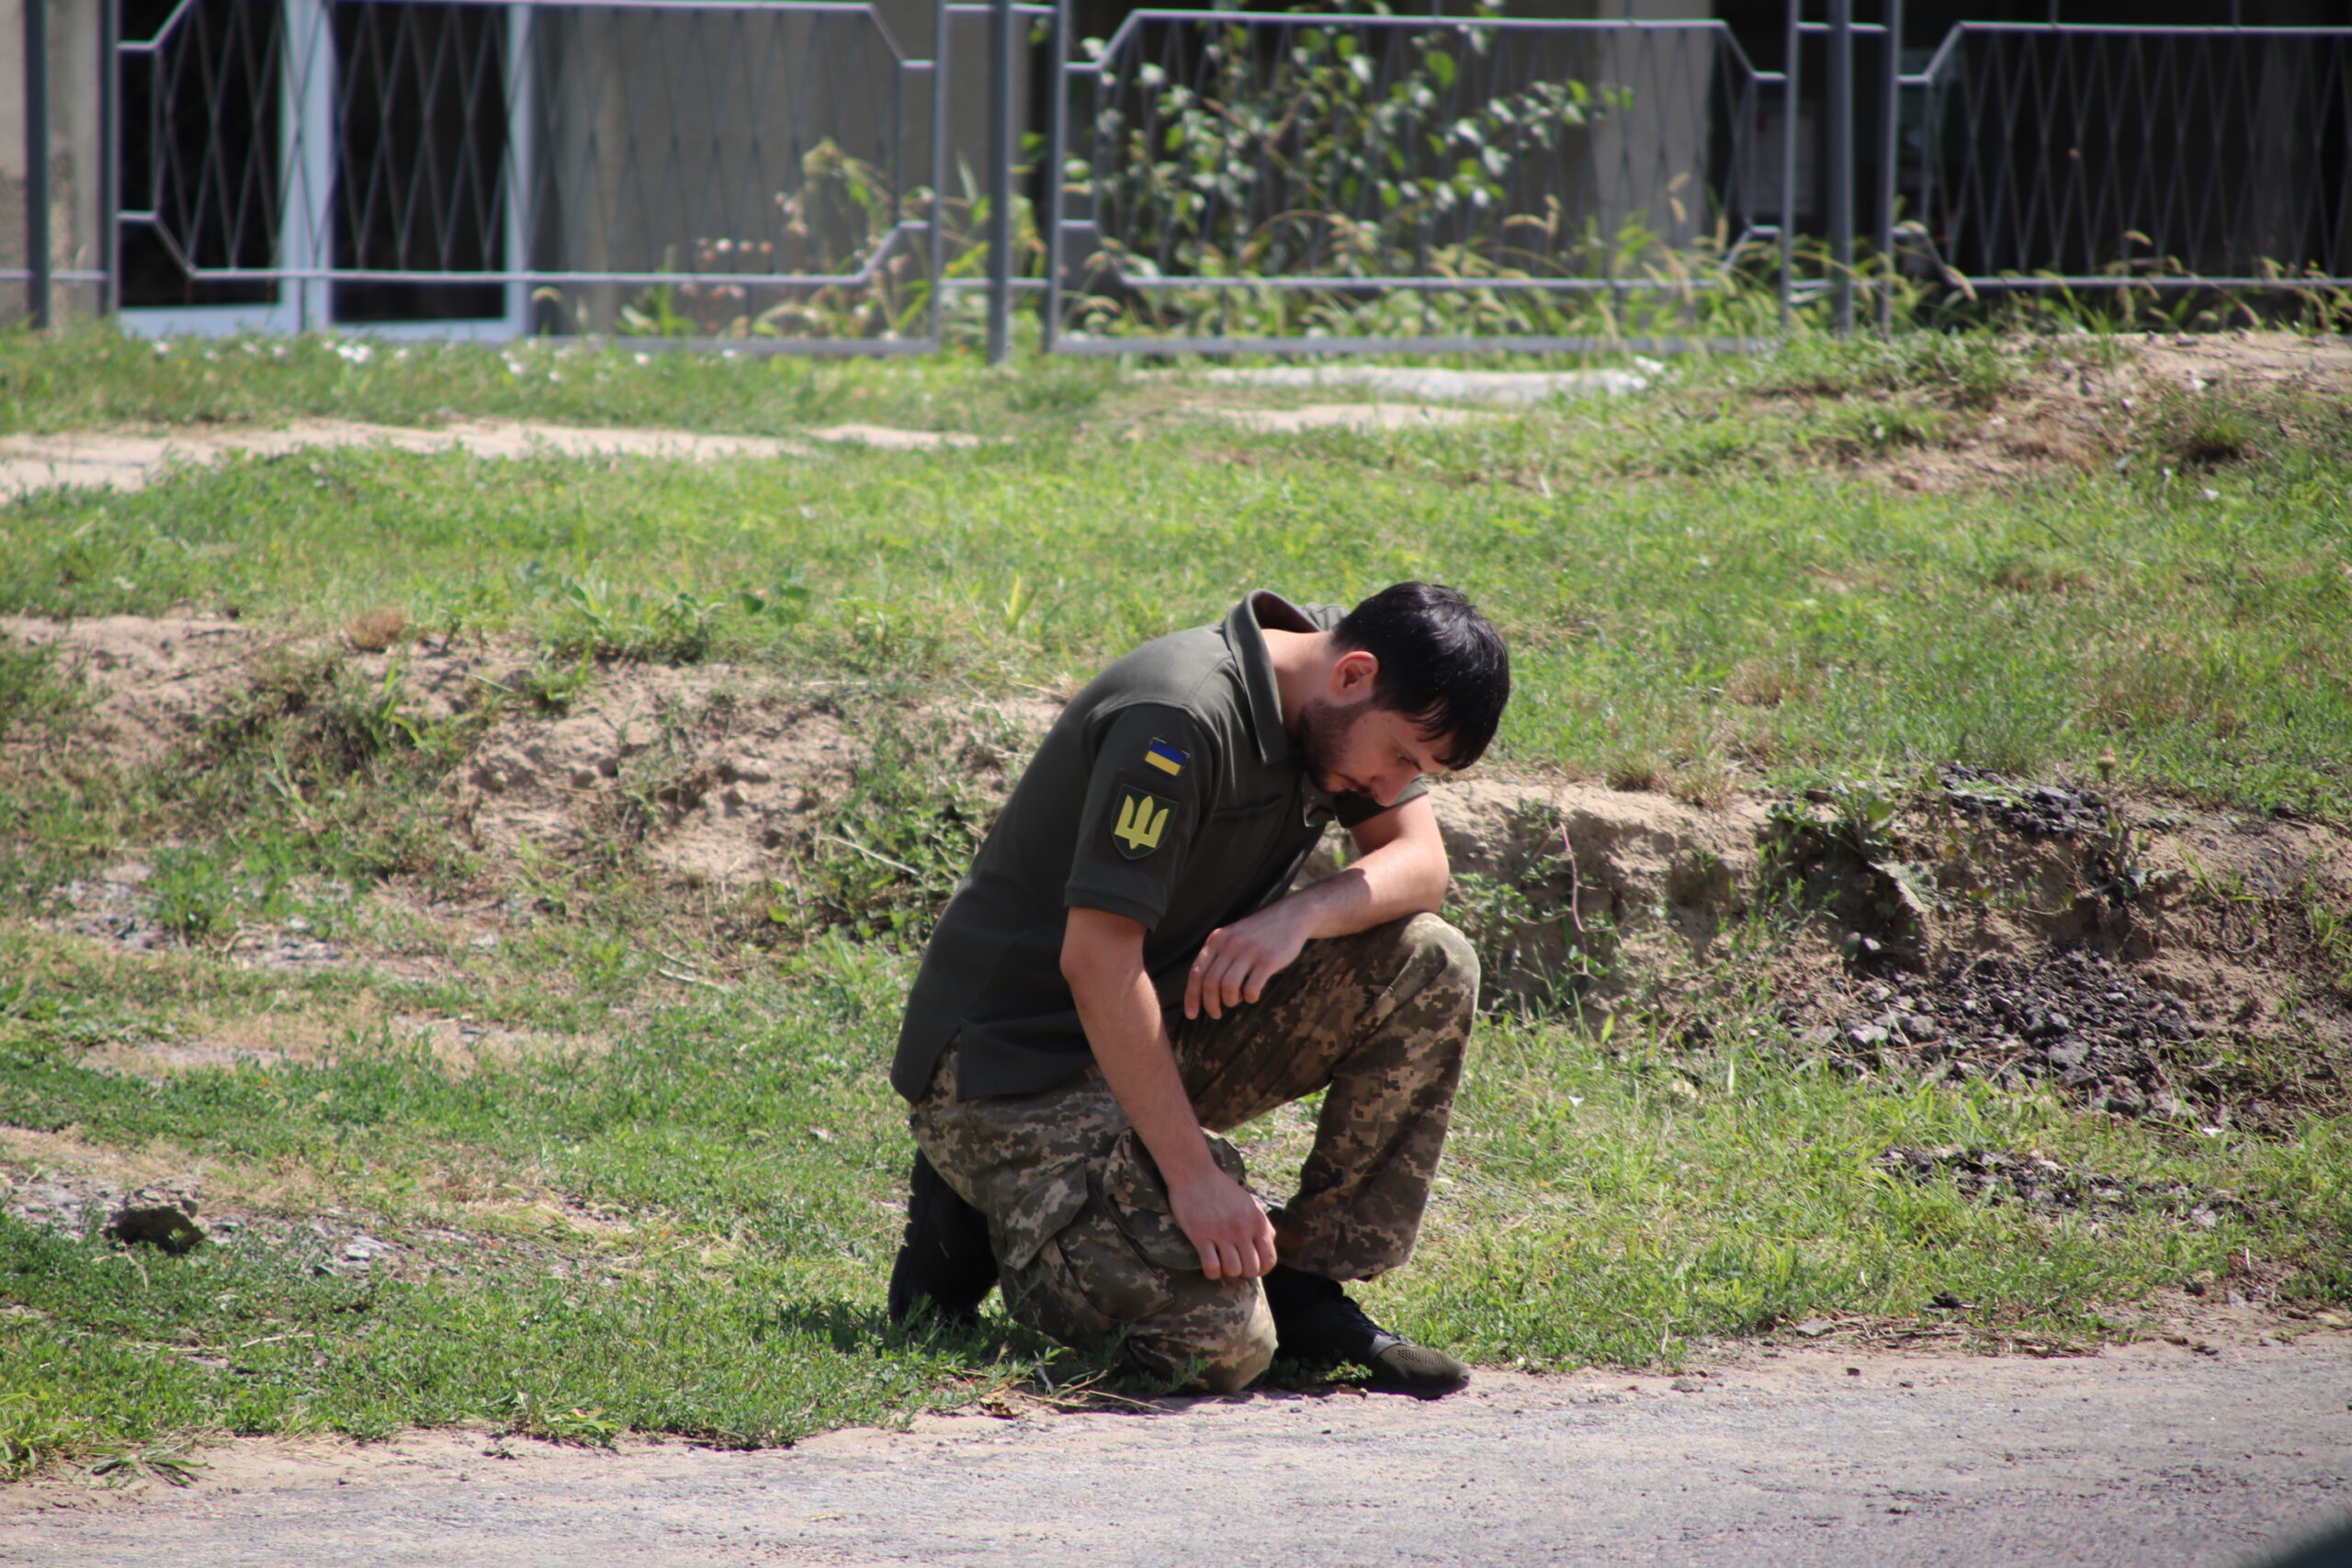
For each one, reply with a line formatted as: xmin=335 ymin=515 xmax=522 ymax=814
xmin=1332 ymin=581 xmax=1510 ymax=769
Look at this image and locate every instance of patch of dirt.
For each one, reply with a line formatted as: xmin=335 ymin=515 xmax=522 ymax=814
xmin=0 ymin=1131 xmax=635 ymax=1285
xmin=55 ymin=863 xmax=346 ymax=969
xmin=66 ymin=1000 xmax=581 ymax=1084
xmin=0 ymin=418 xmax=988 ymax=500
xmin=450 ymin=668 xmax=1053 ymax=889
xmin=1747 ymin=779 xmax=2352 ymax=1128
xmin=1 ymin=612 xmax=1057 ymax=896
xmin=1 ymin=613 xmax=261 ymax=767
xmin=1203 ymin=402 xmax=1490 ymax=433
xmin=1870 ymin=1144 xmax=2248 ymax=1224
xmin=801 ymin=423 xmax=983 ymax=450
xmin=1184 ymin=366 xmax=1654 ymax=404
xmin=1803 ymin=951 xmax=2218 ymax=1118
xmin=1807 ymin=330 xmax=2352 ymax=494
xmin=1375 ymin=765 xmax=2352 ymax=1124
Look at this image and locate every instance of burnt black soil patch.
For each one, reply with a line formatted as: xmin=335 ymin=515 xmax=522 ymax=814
xmin=1872 ymin=1145 xmax=2248 ymax=1226
xmin=1938 ymin=767 xmax=2112 ymax=839
xmin=1801 ymin=949 xmax=2229 ymax=1123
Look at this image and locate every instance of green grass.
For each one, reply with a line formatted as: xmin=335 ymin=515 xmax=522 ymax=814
xmin=1 ymin=920 xmax=2341 ymax=1473
xmin=2 ymin=323 xmax=2349 ymax=1474
xmin=0 ymin=323 xmax=1125 ymax=439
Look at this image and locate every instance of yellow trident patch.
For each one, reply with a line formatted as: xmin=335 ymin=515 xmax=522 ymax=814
xmin=1113 ymin=787 xmax=1173 ymax=859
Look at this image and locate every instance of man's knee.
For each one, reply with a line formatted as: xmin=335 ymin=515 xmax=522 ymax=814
xmin=1126 ymin=1276 xmax=1277 ymax=1393
xmin=1391 ymin=912 xmax=1480 ymax=1022
xmin=1006 ymin=1213 xmax=1277 ymax=1393
xmin=1401 ymin=911 xmax=1478 ymax=987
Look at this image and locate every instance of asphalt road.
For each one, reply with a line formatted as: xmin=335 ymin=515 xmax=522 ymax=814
xmin=6 ymin=1337 xmax=2349 ymax=1567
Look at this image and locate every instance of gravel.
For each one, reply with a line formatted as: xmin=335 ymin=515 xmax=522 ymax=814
xmin=1807 ymin=949 xmax=2216 ymax=1121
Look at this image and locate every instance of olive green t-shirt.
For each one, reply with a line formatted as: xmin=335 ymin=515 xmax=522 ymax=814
xmin=888 ymin=590 xmax=1427 ymax=1102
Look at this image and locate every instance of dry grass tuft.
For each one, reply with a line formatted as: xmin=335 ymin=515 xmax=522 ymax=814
xmin=1726 ymin=657 xmax=1817 ymax=708
xmin=345 ymin=607 xmax=409 ymax=652
xmin=1606 ymin=758 xmax=1664 ymax=794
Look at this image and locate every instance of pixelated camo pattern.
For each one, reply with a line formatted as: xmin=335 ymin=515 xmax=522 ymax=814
xmin=910 ymin=912 xmax=1476 ymax=1392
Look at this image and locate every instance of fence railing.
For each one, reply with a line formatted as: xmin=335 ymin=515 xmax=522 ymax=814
xmin=9 ymin=0 xmax=2352 ymax=354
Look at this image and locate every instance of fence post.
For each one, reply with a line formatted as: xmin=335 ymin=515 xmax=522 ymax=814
xmin=1040 ymin=0 xmax=1065 ymax=355
xmin=503 ymin=5 xmax=537 ymax=338
xmin=23 ymin=0 xmax=51 ymax=329
xmin=986 ymin=0 xmax=1015 ymax=366
xmin=1877 ymin=0 xmax=1902 ymax=333
xmin=1828 ymin=0 xmax=1854 ymax=335
xmin=98 ymin=0 xmax=117 ymax=316
xmin=1780 ymin=0 xmax=1800 ymax=333
xmin=929 ymin=0 xmax=947 ymax=348
xmin=281 ymin=0 xmax=335 ymax=333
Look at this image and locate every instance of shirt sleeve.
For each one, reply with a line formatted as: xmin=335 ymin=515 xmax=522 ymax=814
xmin=1063 ymin=705 xmax=1215 ymax=930
xmin=1333 ymin=774 xmax=1430 ymax=829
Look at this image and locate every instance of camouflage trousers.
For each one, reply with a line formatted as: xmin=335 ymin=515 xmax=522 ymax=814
xmin=909 ymin=912 xmax=1477 ymax=1393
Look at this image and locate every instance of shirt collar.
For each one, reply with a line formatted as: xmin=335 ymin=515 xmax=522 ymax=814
xmin=1222 ymin=589 xmax=1314 ymax=771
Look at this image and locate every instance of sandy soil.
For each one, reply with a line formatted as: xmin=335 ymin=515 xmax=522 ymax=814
xmin=4 ymin=1335 xmax=2346 ymax=1567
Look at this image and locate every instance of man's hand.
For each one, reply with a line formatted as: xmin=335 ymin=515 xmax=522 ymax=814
xmin=1167 ymin=1165 xmax=1279 ymax=1280
xmin=1064 ymin=908 xmax=1277 ymax=1282
xmin=1184 ymin=901 xmax=1314 ymax=1021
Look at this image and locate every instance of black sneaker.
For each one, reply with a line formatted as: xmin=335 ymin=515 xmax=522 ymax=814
xmin=885 ymin=1149 xmax=997 ymax=1328
xmin=1261 ymin=1264 xmax=1470 ymax=1398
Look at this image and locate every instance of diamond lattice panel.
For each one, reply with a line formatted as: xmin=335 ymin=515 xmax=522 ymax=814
xmin=1925 ymin=26 xmax=2352 ymax=283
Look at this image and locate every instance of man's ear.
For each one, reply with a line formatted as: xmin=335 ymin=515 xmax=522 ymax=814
xmin=1329 ymin=649 xmax=1380 ymax=697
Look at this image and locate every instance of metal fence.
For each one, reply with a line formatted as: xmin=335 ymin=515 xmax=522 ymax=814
xmin=13 ymin=0 xmax=954 ymax=346
xmin=1916 ymin=24 xmax=2352 ymax=295
xmin=10 ymin=0 xmax=2352 ymax=354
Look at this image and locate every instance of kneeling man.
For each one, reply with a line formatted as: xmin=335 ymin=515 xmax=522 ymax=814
xmin=887 ymin=582 xmax=1509 ymax=1395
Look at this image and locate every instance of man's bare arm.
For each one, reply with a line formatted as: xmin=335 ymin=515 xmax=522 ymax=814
xmin=1184 ymin=794 xmax=1449 ymax=1021
xmin=1061 ymin=907 xmax=1279 ymax=1281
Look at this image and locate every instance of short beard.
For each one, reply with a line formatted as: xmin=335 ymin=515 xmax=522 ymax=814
xmin=1295 ymin=696 xmax=1360 ymax=794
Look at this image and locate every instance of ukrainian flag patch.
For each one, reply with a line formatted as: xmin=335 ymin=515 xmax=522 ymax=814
xmin=1144 ymin=739 xmax=1188 ymax=777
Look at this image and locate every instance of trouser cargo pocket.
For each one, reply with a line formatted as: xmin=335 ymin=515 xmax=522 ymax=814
xmin=1093 ymin=1127 xmax=1250 ymax=1275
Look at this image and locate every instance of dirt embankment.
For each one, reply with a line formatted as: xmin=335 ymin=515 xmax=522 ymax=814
xmin=7 ymin=611 xmax=2350 ymax=1133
